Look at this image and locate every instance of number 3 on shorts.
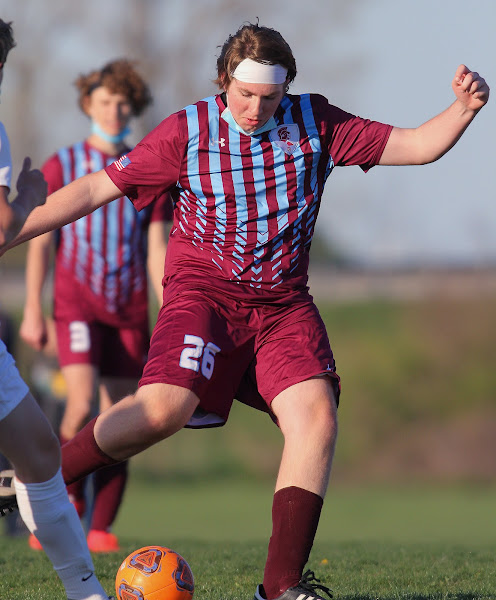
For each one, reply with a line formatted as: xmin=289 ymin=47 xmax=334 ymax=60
xmin=179 ymin=334 xmax=221 ymax=380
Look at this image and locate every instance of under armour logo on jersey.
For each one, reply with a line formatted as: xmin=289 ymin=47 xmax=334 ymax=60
xmin=269 ymin=124 xmax=300 ymax=155
xmin=210 ymin=137 xmax=226 ymax=147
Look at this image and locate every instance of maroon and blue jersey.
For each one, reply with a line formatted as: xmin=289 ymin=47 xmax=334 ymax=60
xmin=43 ymin=141 xmax=171 ymax=326
xmin=105 ymin=93 xmax=392 ymax=294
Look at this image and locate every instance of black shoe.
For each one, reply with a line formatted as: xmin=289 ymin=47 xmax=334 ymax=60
xmin=254 ymin=570 xmax=333 ymax=600
xmin=0 ymin=470 xmax=17 ymax=517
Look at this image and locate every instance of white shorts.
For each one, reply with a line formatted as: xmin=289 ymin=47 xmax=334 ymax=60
xmin=0 ymin=339 xmax=29 ymax=421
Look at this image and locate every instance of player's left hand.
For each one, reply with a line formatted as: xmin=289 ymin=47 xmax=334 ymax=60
xmin=452 ymin=65 xmax=490 ymax=112
xmin=16 ymin=157 xmax=47 ymax=210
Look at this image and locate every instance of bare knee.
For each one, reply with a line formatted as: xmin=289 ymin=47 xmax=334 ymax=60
xmin=272 ymin=378 xmax=338 ymax=497
xmin=273 ymin=378 xmax=338 ymax=446
xmin=138 ymin=385 xmax=200 ymax=440
xmin=95 ymin=384 xmax=200 ymax=460
xmin=1 ymin=394 xmax=61 ymax=483
xmin=288 ymin=396 xmax=337 ymax=448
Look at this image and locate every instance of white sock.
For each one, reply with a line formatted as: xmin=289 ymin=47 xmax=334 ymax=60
xmin=15 ymin=469 xmax=108 ymax=600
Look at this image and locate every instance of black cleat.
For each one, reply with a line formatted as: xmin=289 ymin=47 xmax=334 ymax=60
xmin=0 ymin=470 xmax=17 ymax=517
xmin=254 ymin=570 xmax=333 ymax=600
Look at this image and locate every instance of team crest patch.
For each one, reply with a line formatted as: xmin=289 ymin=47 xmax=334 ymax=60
xmin=269 ymin=124 xmax=300 ymax=155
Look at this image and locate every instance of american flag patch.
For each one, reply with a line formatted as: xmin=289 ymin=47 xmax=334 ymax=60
xmin=114 ymin=155 xmax=131 ymax=171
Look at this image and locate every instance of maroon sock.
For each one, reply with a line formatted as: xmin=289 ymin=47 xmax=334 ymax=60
xmin=59 ymin=434 xmax=86 ymax=504
xmin=263 ymin=486 xmax=323 ymax=600
xmin=90 ymin=460 xmax=129 ymax=531
xmin=61 ymin=416 xmax=119 ymax=486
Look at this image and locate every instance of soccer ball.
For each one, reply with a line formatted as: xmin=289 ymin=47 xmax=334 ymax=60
xmin=115 ymin=545 xmax=194 ymax=600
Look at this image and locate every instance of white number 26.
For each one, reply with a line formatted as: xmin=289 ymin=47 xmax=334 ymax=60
xmin=179 ymin=334 xmax=220 ymax=380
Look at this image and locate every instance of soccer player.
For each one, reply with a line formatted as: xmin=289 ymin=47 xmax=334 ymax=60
xmin=19 ymin=59 xmax=171 ymax=553
xmin=0 ymin=18 xmax=110 ymax=600
xmin=1 ymin=22 xmax=489 ymax=600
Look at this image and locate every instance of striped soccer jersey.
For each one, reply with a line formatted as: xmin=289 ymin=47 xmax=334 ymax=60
xmin=105 ymin=93 xmax=392 ymax=293
xmin=43 ymin=141 xmax=170 ymax=323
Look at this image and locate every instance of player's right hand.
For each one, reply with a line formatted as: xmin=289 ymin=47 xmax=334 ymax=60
xmin=19 ymin=308 xmax=49 ymax=352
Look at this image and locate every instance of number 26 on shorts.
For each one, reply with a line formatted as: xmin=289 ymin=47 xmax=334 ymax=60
xmin=179 ymin=334 xmax=221 ymax=380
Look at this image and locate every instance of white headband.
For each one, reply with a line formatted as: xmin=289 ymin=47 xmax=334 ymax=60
xmin=232 ymin=58 xmax=288 ymax=85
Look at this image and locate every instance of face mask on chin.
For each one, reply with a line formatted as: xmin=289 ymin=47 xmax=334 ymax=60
xmin=91 ymin=120 xmax=131 ymax=144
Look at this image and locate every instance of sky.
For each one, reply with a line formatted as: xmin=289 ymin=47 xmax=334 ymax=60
xmin=0 ymin=0 xmax=494 ymax=267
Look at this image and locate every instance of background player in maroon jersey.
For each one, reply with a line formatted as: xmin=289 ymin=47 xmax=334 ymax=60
xmin=19 ymin=59 xmax=171 ymax=553
xmin=1 ymin=22 xmax=489 ymax=600
xmin=0 ymin=18 xmax=111 ymax=600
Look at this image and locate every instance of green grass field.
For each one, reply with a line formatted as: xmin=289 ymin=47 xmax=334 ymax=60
xmin=1 ymin=479 xmax=495 ymax=599
xmin=1 ymin=537 xmax=494 ymax=600
xmin=113 ymin=472 xmax=496 ymax=546
xmin=1 ymin=293 xmax=495 ymax=598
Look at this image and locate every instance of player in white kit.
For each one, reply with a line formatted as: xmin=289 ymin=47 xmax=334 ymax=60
xmin=0 ymin=18 xmax=110 ymax=600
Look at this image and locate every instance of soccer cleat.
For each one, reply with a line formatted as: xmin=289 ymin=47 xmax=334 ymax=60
xmin=0 ymin=470 xmax=17 ymax=517
xmin=87 ymin=529 xmax=120 ymax=552
xmin=254 ymin=570 xmax=333 ymax=600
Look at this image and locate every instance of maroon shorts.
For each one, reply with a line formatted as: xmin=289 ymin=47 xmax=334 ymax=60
xmin=140 ymin=277 xmax=340 ymax=427
xmin=54 ymin=270 xmax=149 ymax=378
xmin=56 ymin=319 xmax=148 ymax=377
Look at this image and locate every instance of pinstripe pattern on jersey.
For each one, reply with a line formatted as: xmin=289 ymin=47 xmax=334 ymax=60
xmin=175 ymin=94 xmax=331 ymax=288
xmin=54 ymin=141 xmax=149 ymax=313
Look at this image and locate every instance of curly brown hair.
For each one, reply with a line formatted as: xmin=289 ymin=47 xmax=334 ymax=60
xmin=75 ymin=59 xmax=152 ymax=116
xmin=214 ymin=23 xmax=297 ymax=90
xmin=0 ymin=19 xmax=15 ymax=66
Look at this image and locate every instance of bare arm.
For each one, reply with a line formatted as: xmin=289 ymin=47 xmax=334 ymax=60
xmin=380 ymin=65 xmax=490 ymax=166
xmin=147 ymin=219 xmax=170 ymax=306
xmin=0 ymin=157 xmax=47 ymax=249
xmin=19 ymin=231 xmax=54 ymax=351
xmin=0 ymin=168 xmax=122 ymax=255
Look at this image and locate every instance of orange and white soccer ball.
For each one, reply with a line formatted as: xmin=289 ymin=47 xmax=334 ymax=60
xmin=115 ymin=545 xmax=194 ymax=600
